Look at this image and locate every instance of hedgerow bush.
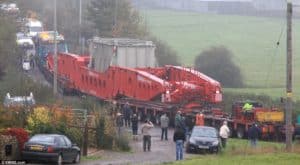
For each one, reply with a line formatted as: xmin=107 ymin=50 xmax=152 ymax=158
xmin=94 ymin=105 xmax=130 ymax=151
xmin=1 ymin=128 xmax=29 ymax=150
xmin=0 ymin=106 xmax=29 ymax=128
xmin=26 ymin=107 xmax=52 ymax=134
xmin=115 ymin=135 xmax=130 ymax=151
xmin=26 ymin=106 xmax=83 ymax=146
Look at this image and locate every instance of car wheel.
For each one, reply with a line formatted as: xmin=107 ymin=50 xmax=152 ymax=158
xmin=57 ymin=154 xmax=62 ymax=165
xmin=215 ymin=147 xmax=220 ymax=154
xmin=186 ymin=146 xmax=191 ymax=153
xmin=73 ymin=152 xmax=80 ymax=164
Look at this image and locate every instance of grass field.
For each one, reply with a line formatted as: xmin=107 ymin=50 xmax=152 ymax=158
xmin=167 ymin=139 xmax=300 ymax=165
xmin=143 ymin=10 xmax=300 ymax=99
xmin=170 ymin=153 xmax=300 ymax=165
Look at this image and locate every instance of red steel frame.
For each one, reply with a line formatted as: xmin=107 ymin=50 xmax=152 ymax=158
xmin=46 ymin=52 xmax=287 ymax=140
xmin=46 ymin=52 xmax=222 ymax=109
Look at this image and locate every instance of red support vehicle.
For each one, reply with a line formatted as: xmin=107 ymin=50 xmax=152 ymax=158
xmin=198 ymin=100 xmax=285 ymax=141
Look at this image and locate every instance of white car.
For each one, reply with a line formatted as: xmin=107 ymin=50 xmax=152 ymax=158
xmin=16 ymin=33 xmax=33 ymax=45
xmin=25 ymin=19 xmax=43 ymax=37
xmin=16 ymin=32 xmax=24 ymax=37
xmin=1 ymin=3 xmax=19 ymax=14
xmin=3 ymin=93 xmax=36 ymax=107
xmin=16 ymin=34 xmax=36 ymax=56
xmin=16 ymin=37 xmax=34 ymax=47
xmin=0 ymin=4 xmax=7 ymax=10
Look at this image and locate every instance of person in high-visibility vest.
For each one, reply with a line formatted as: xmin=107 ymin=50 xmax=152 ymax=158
xmin=195 ymin=112 xmax=204 ymax=126
xmin=243 ymin=102 xmax=253 ymax=112
xmin=242 ymin=102 xmax=253 ymax=118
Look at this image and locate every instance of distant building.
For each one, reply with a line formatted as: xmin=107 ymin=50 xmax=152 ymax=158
xmin=3 ymin=93 xmax=36 ymax=108
xmin=195 ymin=0 xmax=254 ymax=14
xmin=134 ymin=0 xmax=254 ymax=13
xmin=67 ymin=0 xmax=92 ymax=9
xmin=293 ymin=0 xmax=300 ymax=14
xmin=252 ymin=0 xmax=285 ymax=11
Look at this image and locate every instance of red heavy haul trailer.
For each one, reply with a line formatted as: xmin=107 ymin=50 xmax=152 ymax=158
xmin=45 ymin=37 xmax=222 ymax=123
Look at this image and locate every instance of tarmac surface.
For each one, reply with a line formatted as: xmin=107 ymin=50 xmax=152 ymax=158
xmin=80 ymin=125 xmax=194 ymax=165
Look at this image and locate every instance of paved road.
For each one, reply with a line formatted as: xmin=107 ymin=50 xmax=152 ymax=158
xmin=25 ymin=63 xmax=51 ymax=87
xmin=81 ymin=125 xmax=193 ymax=165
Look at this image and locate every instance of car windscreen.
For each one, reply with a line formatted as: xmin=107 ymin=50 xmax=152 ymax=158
xmin=21 ymin=44 xmax=34 ymax=49
xmin=29 ymin=135 xmax=55 ymax=144
xmin=192 ymin=128 xmax=218 ymax=138
xmin=30 ymin=26 xmax=42 ymax=32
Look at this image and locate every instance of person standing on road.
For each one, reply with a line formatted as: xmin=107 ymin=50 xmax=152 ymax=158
xmin=195 ymin=112 xmax=204 ymax=126
xmin=141 ymin=119 xmax=154 ymax=152
xmin=175 ymin=111 xmax=184 ymax=130
xmin=131 ymin=113 xmax=139 ymax=141
xmin=173 ymin=128 xmax=186 ymax=161
xmin=111 ymin=100 xmax=118 ymax=117
xmin=248 ymin=123 xmax=260 ymax=147
xmin=30 ymin=58 xmax=35 ymax=69
xmin=116 ymin=113 xmax=123 ymax=137
xmin=160 ymin=113 xmax=169 ymax=140
xmin=123 ymin=102 xmax=132 ymax=127
xmin=219 ymin=121 xmax=230 ymax=148
xmin=181 ymin=116 xmax=189 ymax=140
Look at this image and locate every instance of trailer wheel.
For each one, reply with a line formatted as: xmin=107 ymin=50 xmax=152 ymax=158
xmin=236 ymin=127 xmax=245 ymax=139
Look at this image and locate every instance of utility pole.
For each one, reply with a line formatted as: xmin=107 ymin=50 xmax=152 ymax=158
xmin=79 ymin=0 xmax=82 ymax=54
xmin=285 ymin=1 xmax=293 ymax=151
xmin=53 ymin=0 xmax=58 ymax=96
xmin=112 ymin=0 xmax=118 ymax=37
xmin=83 ymin=110 xmax=88 ymax=156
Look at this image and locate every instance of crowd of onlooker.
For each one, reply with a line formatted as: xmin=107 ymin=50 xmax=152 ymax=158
xmin=114 ymin=102 xmax=264 ymax=161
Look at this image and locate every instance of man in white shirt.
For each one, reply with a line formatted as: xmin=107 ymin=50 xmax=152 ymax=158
xmin=141 ymin=119 xmax=154 ymax=151
xmin=219 ymin=121 xmax=230 ymax=148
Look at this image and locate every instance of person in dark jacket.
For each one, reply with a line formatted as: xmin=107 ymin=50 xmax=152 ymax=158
xmin=175 ymin=111 xmax=183 ymax=129
xmin=116 ymin=113 xmax=123 ymax=137
xmin=248 ymin=123 xmax=260 ymax=147
xmin=123 ymin=102 xmax=132 ymax=127
xmin=173 ymin=128 xmax=186 ymax=161
xmin=131 ymin=113 xmax=139 ymax=140
xmin=160 ymin=113 xmax=169 ymax=140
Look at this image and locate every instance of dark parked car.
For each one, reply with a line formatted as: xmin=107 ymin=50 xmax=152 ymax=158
xmin=186 ymin=126 xmax=220 ymax=153
xmin=22 ymin=134 xmax=80 ymax=165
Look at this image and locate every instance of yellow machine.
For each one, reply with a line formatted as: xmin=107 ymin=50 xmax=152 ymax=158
xmin=256 ymin=111 xmax=284 ymax=123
